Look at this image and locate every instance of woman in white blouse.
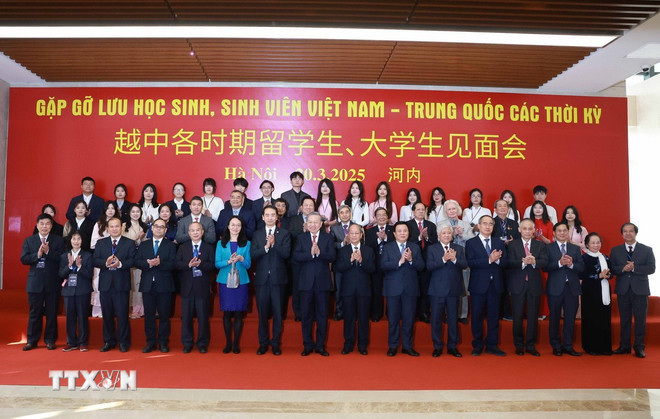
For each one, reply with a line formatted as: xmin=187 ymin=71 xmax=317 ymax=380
xmin=399 ymin=187 xmax=422 ymax=222
xmin=138 ymin=183 xmax=160 ymax=227
xmin=426 ymin=187 xmax=448 ymax=225
xmin=462 ymin=188 xmax=491 ymax=232
xmin=341 ymin=180 xmax=370 ymax=227
xmin=202 ymin=177 xmax=224 ymax=222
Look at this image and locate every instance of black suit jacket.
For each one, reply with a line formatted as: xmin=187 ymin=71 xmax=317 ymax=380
xmin=135 ymin=238 xmax=176 ymax=293
xmin=216 ymin=206 xmax=256 ymax=239
xmin=250 ymin=227 xmax=292 ymax=285
xmin=507 ymin=239 xmax=548 ymax=296
xmin=466 ymin=235 xmax=508 ymax=294
xmin=176 ymin=241 xmax=215 ymax=298
xmin=334 ymin=244 xmax=376 ymax=297
xmin=611 ymin=242 xmax=656 ymax=296
xmin=64 ymin=217 xmax=95 ymax=252
xmin=66 ymin=194 xmax=105 ymax=223
xmin=292 ymin=231 xmax=336 ymax=291
xmin=93 ymin=236 xmax=135 ymax=292
xmin=365 ymin=224 xmax=395 ymax=257
xmin=492 ymin=216 xmax=521 ymax=241
xmin=426 ymin=242 xmax=468 ymax=297
xmin=20 ymin=234 xmax=66 ymax=293
xmin=406 ymin=219 xmax=438 ymax=258
xmin=58 ymin=250 xmax=94 ymax=296
xmin=165 ymin=199 xmax=191 ymax=222
xmin=544 ymin=241 xmax=584 ymax=297
xmin=381 ymin=241 xmax=424 ymax=297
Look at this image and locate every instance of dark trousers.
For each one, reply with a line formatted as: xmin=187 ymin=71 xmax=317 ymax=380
xmin=300 ymin=288 xmax=329 ymax=350
xmin=27 ymin=291 xmax=59 ymax=345
xmin=100 ymin=289 xmax=130 ymax=346
xmin=142 ymin=289 xmax=172 ymax=346
xmin=510 ymin=285 xmax=540 ymax=350
xmin=617 ymin=287 xmax=648 ymax=350
xmin=291 ymin=262 xmax=302 ymax=318
xmin=343 ymin=294 xmax=370 ymax=349
xmin=470 ymin=281 xmax=501 ymax=350
xmin=181 ymin=295 xmax=210 ymax=348
xmin=548 ymin=283 xmax=578 ymax=350
xmin=334 ymin=272 xmax=343 ymax=317
xmin=386 ymin=294 xmax=417 ymax=350
xmin=256 ymin=282 xmax=285 ymax=347
xmin=370 ymin=270 xmax=385 ymax=320
xmin=417 ymin=270 xmax=431 ymax=318
xmin=430 ymin=295 xmax=459 ymax=350
xmin=64 ymin=293 xmax=91 ymax=346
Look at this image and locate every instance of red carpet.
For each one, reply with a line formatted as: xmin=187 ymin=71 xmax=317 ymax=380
xmin=1 ymin=290 xmax=659 ymax=390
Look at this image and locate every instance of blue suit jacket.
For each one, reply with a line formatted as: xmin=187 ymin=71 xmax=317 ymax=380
xmin=93 ymin=236 xmax=135 ymax=292
xmin=58 ymin=250 xmax=94 ymax=296
xmin=544 ymin=241 xmax=584 ymax=297
xmin=215 ymin=241 xmax=252 ymax=285
xmin=21 ymin=234 xmax=66 ymax=293
xmin=135 ymin=238 xmax=176 ymax=293
xmin=426 ymin=242 xmax=468 ymax=297
xmin=334 ymin=244 xmax=376 ymax=297
xmin=250 ymin=227 xmax=291 ymax=285
xmin=380 ymin=241 xmax=424 ymax=297
xmin=466 ymin=235 xmax=508 ymax=294
xmin=292 ymin=231 xmax=336 ymax=291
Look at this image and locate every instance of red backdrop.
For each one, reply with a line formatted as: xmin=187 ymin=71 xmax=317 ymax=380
xmin=3 ymin=87 xmax=628 ymax=288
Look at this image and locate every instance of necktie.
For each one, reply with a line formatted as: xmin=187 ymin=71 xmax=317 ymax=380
xmin=524 ymin=241 xmax=530 ymax=281
xmin=418 ymin=221 xmax=424 ymax=249
xmin=343 ymin=224 xmax=348 ymax=235
xmin=194 ymin=217 xmax=199 ymax=223
xmin=112 ymin=239 xmax=117 ymax=254
xmin=193 ymin=244 xmax=199 ymax=258
xmin=277 ymin=219 xmax=281 ymax=228
xmin=560 ymin=243 xmax=566 ymax=255
xmin=41 ymin=237 xmax=46 ymax=245
xmin=268 ymin=228 xmax=273 ymax=237
xmin=312 ymin=234 xmax=317 ymax=244
xmin=444 ymin=245 xmax=449 ymax=252
xmin=400 ymin=243 xmax=406 ymax=255
xmin=354 ymin=246 xmax=359 ymax=266
xmin=484 ymin=238 xmax=491 ymax=254
xmin=379 ymin=227 xmax=385 ymax=254
xmin=154 ymin=239 xmax=160 ymax=255
xmin=628 ymin=245 xmax=634 ymax=258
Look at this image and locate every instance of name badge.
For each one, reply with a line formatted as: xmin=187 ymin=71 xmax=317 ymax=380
xmin=192 ymin=267 xmax=203 ymax=277
xmin=36 ymin=258 xmax=46 ymax=269
xmin=67 ymin=273 xmax=78 ymax=287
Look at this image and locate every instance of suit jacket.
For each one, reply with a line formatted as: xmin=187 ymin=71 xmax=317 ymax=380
xmin=426 ymin=242 xmax=468 ymax=297
xmin=287 ymin=214 xmax=306 ymax=240
xmin=175 ymin=214 xmax=216 ymax=245
xmin=216 ymin=207 xmax=256 ymax=239
xmin=114 ymin=200 xmax=134 ymax=224
xmin=252 ymin=197 xmax=275 ymax=229
xmin=66 ymin=194 xmax=105 ymax=223
xmin=215 ymin=241 xmax=252 ymax=285
xmin=380 ymin=241 xmax=424 ymax=297
xmin=611 ymin=242 xmax=656 ymax=296
xmin=21 ymin=234 xmax=66 ymax=293
xmin=466 ymin=235 xmax=508 ymax=294
xmin=135 ymin=238 xmax=176 ymax=293
xmin=330 ymin=222 xmax=355 ymax=250
xmin=64 ymin=217 xmax=95 ymax=252
xmin=334 ymin=243 xmax=376 ymax=297
xmin=176 ymin=241 xmax=215 ymax=298
xmin=406 ymin=218 xmax=438 ymax=257
xmin=93 ymin=236 xmax=136 ymax=292
xmin=58 ymin=249 xmax=94 ymax=296
xmin=544 ymin=241 xmax=584 ymax=297
xmin=281 ymin=189 xmax=311 ymax=217
xmin=251 ymin=226 xmax=292 ymax=285
xmin=293 ymin=231 xmax=336 ymax=291
xmin=165 ymin=199 xmax=191 ymax=222
xmin=493 ymin=216 xmax=521 ymax=241
xmin=507 ymin=239 xmax=548 ymax=296
xmin=365 ymin=224 xmax=395 ymax=257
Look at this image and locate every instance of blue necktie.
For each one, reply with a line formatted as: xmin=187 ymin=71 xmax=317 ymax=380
xmin=400 ymin=243 xmax=406 ymax=255
xmin=560 ymin=243 xmax=566 ymax=255
xmin=484 ymin=238 xmax=491 ymax=254
xmin=154 ymin=240 xmax=160 ymax=255
xmin=193 ymin=244 xmax=199 ymax=258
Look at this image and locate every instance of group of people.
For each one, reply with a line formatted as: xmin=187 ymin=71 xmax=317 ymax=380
xmin=21 ymin=174 xmax=655 ymax=359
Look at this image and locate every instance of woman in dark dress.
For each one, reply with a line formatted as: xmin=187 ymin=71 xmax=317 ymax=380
xmin=580 ymin=232 xmax=613 ymax=355
xmin=33 ymin=204 xmax=64 ymax=237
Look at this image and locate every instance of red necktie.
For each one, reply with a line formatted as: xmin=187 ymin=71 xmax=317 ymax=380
xmin=312 ymin=234 xmax=317 ymax=244
xmin=194 ymin=217 xmax=199 ymax=223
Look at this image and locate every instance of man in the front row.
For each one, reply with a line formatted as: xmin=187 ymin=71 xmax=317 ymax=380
xmin=293 ymin=212 xmax=336 ymax=356
xmin=507 ymin=218 xmax=548 ymax=356
xmin=94 ymin=217 xmax=135 ymax=352
xmin=466 ymin=215 xmax=508 ymax=356
xmin=611 ymin=222 xmax=656 ymax=358
xmin=136 ymin=218 xmax=176 ymax=353
xmin=381 ymin=222 xmax=424 ymax=356
xmin=544 ymin=222 xmax=584 ymax=356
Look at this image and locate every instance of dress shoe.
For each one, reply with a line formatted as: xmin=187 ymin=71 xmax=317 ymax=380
xmin=142 ymin=343 xmax=157 ymax=353
xmin=458 ymin=318 xmax=469 ymax=325
xmin=447 ymin=348 xmax=462 ymax=358
xmin=100 ymin=343 xmax=115 ymax=352
xmin=272 ymin=346 xmax=282 ymax=356
xmin=502 ymin=316 xmax=513 ymax=322
xmin=515 ymin=348 xmax=524 ymax=356
xmin=635 ymin=349 xmax=646 ymax=358
xmin=402 ymin=348 xmax=420 ymax=357
xmin=485 ymin=346 xmax=506 ymax=356
xmin=432 ymin=349 xmax=442 ymax=357
xmin=62 ymin=344 xmax=77 ymax=352
xmin=387 ymin=348 xmax=397 ymax=357
xmin=119 ymin=344 xmax=130 ymax=353
xmin=613 ymin=347 xmax=631 ymax=355
xmin=552 ymin=348 xmax=563 ymax=356
xmin=471 ymin=348 xmax=483 ymax=356
xmin=294 ymin=316 xmax=302 ymax=322
xmin=333 ymin=313 xmax=343 ymax=321
xmin=563 ymin=348 xmax=582 ymax=356
xmin=371 ymin=317 xmax=381 ymax=322
xmin=301 ymin=348 xmax=312 ymax=356
xmin=159 ymin=344 xmax=170 ymax=353
xmin=182 ymin=346 xmax=192 ymax=354
xmin=527 ymin=348 xmax=541 ymax=357
xmin=198 ymin=346 xmax=208 ymax=354
xmin=358 ymin=348 xmax=368 ymax=355
xmin=418 ymin=313 xmax=430 ymax=323
xmin=232 ymin=345 xmax=241 ymax=354
xmin=22 ymin=343 xmax=36 ymax=351
xmin=79 ymin=345 xmax=89 ymax=352
xmin=315 ymin=348 xmax=329 ymax=356
xmin=257 ymin=345 xmax=268 ymax=355
xmin=46 ymin=342 xmax=56 ymax=350
xmin=538 ymin=315 xmax=547 ymax=320
xmin=341 ymin=347 xmax=352 ymax=355
xmin=222 ymin=345 xmax=232 ymax=354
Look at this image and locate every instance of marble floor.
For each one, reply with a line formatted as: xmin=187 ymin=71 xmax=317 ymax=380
xmin=1 ymin=386 xmax=659 ymax=418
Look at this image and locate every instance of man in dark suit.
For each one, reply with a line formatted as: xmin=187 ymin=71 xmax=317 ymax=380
xmin=252 ymin=180 xmax=276 ymax=229
xmin=65 ymin=176 xmax=105 ymax=223
xmin=175 ymin=196 xmax=216 ymax=245
xmin=544 ymin=221 xmax=585 ymax=356
xmin=329 ymin=204 xmax=355 ymax=321
xmin=293 ymin=212 xmax=336 ymax=356
xmin=365 ymin=206 xmax=394 ymax=321
xmin=493 ymin=199 xmax=520 ymax=321
xmin=135 ymin=218 xmax=176 ymax=353
xmin=176 ymin=221 xmax=215 ymax=353
xmin=216 ymin=190 xmax=256 ymax=240
xmin=507 ymin=218 xmax=548 ymax=356
xmin=466 ymin=215 xmax=508 ymax=356
xmin=20 ymin=214 xmax=66 ymax=351
xmin=251 ymin=205 xmax=291 ymax=356
xmin=335 ymin=224 xmax=376 ymax=355
xmin=281 ymin=171 xmax=311 ymax=217
xmin=381 ymin=221 xmax=425 ymax=356
xmin=287 ymin=196 xmax=317 ymax=321
xmin=426 ymin=223 xmax=468 ymax=357
xmin=93 ymin=217 xmax=136 ymax=352
xmin=406 ymin=202 xmax=438 ymax=323
xmin=611 ymin=222 xmax=656 ymax=358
